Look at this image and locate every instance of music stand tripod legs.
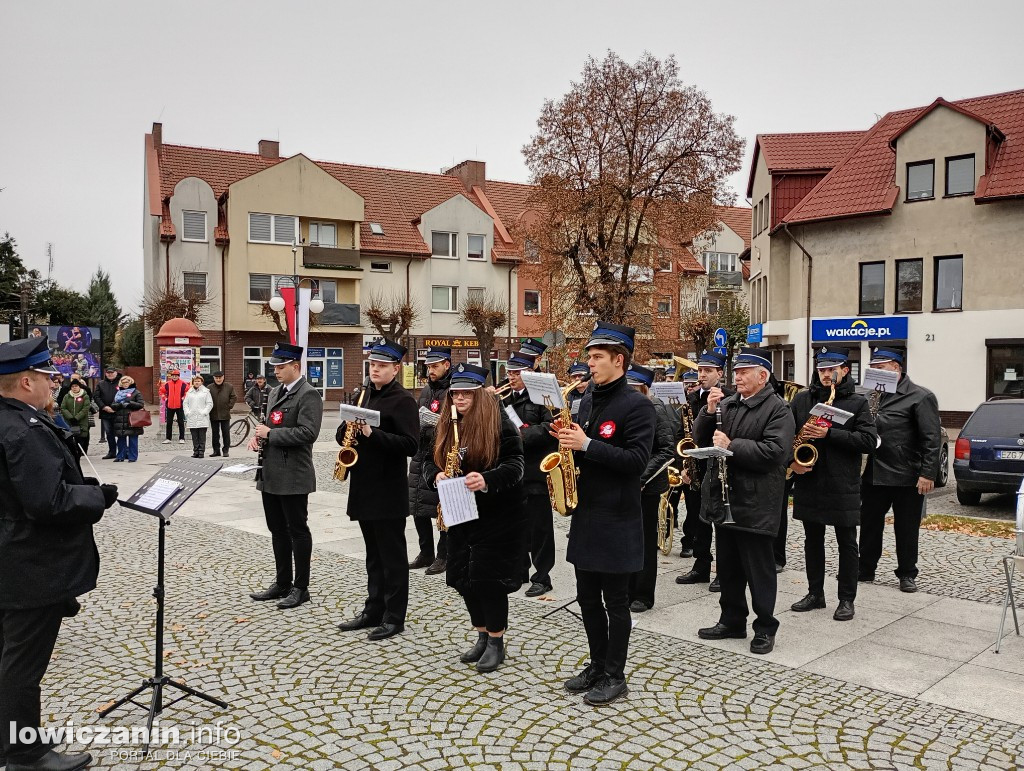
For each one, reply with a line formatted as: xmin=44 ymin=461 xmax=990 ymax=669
xmin=99 ymin=516 xmax=228 ymax=753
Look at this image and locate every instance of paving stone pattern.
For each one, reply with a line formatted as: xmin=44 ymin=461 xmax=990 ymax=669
xmin=46 ymin=510 xmax=1024 ymax=770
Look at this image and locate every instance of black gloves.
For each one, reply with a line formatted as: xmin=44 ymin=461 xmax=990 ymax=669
xmin=100 ymin=484 xmax=119 ymax=508
xmin=82 ymin=476 xmax=100 ymax=486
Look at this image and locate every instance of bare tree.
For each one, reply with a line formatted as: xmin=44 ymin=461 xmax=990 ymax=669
xmin=363 ymin=289 xmax=419 ymax=342
xmin=458 ymin=292 xmax=508 ymax=373
xmin=680 ymin=307 xmax=715 ymax=358
xmin=140 ymin=278 xmax=211 ymax=332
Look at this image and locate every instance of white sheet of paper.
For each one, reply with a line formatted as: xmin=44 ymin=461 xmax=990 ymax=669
xmin=808 ymin=402 xmax=855 ymax=425
xmin=570 ymin=399 xmax=581 ymax=416
xmin=683 ymin=446 xmax=734 ymax=459
xmin=519 ymin=371 xmax=565 ymax=410
xmin=136 ymin=479 xmax=182 ymax=510
xmin=220 ymin=463 xmax=261 ymax=473
xmin=418 ymin=406 xmax=440 ymax=426
xmin=650 ymin=381 xmax=687 ymax=404
xmin=504 ymin=404 xmax=524 ymax=428
xmin=338 ymin=404 xmax=382 ymax=427
xmin=437 ymin=477 xmax=480 ymax=528
xmin=862 ymin=367 xmax=899 ymax=394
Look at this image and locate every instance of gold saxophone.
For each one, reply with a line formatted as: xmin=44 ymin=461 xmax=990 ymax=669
xmin=657 ymin=466 xmax=683 ymax=555
xmin=788 ymin=382 xmax=836 ymax=479
xmin=436 ymin=404 xmax=461 ymax=532
xmin=676 ymin=401 xmax=699 ymax=489
xmin=539 ymin=376 xmax=591 ymax=516
xmin=334 ymin=377 xmax=370 ymax=481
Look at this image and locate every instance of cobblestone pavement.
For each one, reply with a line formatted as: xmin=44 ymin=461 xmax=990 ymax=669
xmin=43 ymin=508 xmax=1024 ymax=770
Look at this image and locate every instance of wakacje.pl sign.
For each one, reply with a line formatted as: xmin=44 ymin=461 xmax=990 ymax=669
xmin=811 ymin=316 xmax=908 ymax=342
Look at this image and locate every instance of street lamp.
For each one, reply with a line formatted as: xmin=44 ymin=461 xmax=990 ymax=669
xmin=268 ymin=241 xmax=325 ymax=314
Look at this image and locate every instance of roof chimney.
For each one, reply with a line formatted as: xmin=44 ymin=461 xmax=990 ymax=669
xmin=444 ymin=160 xmax=486 ymax=192
xmin=259 ymin=140 xmax=280 ymax=159
xmin=152 ymin=122 xmax=162 ymax=149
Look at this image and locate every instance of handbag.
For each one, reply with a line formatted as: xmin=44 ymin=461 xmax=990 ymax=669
xmin=129 ymin=409 xmax=153 ymax=428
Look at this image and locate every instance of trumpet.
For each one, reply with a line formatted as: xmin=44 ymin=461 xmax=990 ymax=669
xmin=491 ymin=379 xmax=513 ymax=397
xmin=334 ymin=376 xmax=370 ymax=481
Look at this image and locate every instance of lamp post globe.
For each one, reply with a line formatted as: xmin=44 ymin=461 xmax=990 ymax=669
xmin=309 ymin=297 xmax=325 ymax=314
xmin=268 ymin=295 xmax=286 ymax=312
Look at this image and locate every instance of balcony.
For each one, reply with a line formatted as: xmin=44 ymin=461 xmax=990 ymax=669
xmin=317 ymin=302 xmax=360 ymax=326
xmin=302 ymin=246 xmax=361 ymax=271
xmin=707 ymin=270 xmax=743 ymax=292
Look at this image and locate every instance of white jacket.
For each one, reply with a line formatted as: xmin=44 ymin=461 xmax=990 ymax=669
xmin=183 ymin=386 xmax=213 ymax=429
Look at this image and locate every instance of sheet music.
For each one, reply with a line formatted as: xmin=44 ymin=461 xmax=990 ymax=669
xmin=437 ymin=477 xmax=480 ymax=528
xmin=809 ymin=402 xmax=855 ymax=425
xmin=683 ymin=446 xmax=734 ymax=459
xmin=504 ymin=404 xmax=524 ymax=428
xmin=650 ymin=382 xmax=686 ymax=404
xmin=135 ymin=479 xmax=182 ymax=510
xmin=863 ymin=367 xmax=899 ymax=394
xmin=338 ymin=404 xmax=382 ymax=427
xmin=519 ymin=371 xmax=565 ymax=410
xmin=220 ymin=463 xmax=261 ymax=473
xmin=418 ymin=406 xmax=440 ymax=427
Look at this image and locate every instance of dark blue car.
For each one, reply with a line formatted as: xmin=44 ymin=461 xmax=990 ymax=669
xmin=953 ymin=398 xmax=1024 ymax=505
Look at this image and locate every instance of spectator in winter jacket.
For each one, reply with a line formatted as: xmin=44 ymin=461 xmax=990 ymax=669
xmin=94 ymin=366 xmax=122 ymax=458
xmin=60 ymin=380 xmax=92 ymax=454
xmin=183 ymin=375 xmax=214 ymax=458
xmin=112 ymin=376 xmax=145 ymax=462
xmin=207 ymin=371 xmax=237 ymax=457
xmin=159 ymin=369 xmax=189 ymax=443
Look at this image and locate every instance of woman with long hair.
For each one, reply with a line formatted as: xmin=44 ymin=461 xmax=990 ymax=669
xmin=423 ymin=362 xmax=526 ymax=673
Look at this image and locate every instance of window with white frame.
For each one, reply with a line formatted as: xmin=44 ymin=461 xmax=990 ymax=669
xmin=467 ymin=287 xmax=486 ymax=304
xmin=249 ymin=274 xmax=272 ymax=303
xmin=706 ymin=297 xmax=736 ymax=315
xmin=309 ymin=222 xmax=337 ymax=247
xmin=182 ymin=210 xmax=207 ymax=242
xmin=524 ymin=290 xmax=541 ymax=315
xmin=468 ymin=234 xmax=486 ymax=260
xmin=702 ymin=252 xmax=738 ymax=272
xmin=183 ymin=272 xmax=207 ymax=301
xmin=273 ymin=275 xmax=295 ymax=294
xmin=431 ymin=285 xmax=458 ymax=312
xmin=313 ymin=279 xmax=337 ymax=304
xmin=249 ymin=212 xmax=299 ymax=244
xmin=369 ymin=260 xmax=391 ymax=272
xmin=656 ymin=296 xmax=672 ymax=316
xmin=431 ymin=231 xmax=458 ymax=258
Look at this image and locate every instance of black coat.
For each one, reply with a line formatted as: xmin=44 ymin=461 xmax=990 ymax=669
xmin=678 ymin=385 xmax=735 ymax=484
xmin=0 ymin=396 xmax=106 ymax=609
xmin=790 ymin=377 xmax=877 ymax=526
xmin=500 ymin=388 xmax=556 ymax=497
xmin=566 ymin=375 xmax=656 ymax=573
xmin=866 ymin=374 xmax=942 ymax=487
xmin=693 ymin=384 xmax=796 ymax=537
xmin=257 ymin=378 xmax=323 ymax=496
xmin=641 ymin=401 xmax=677 ymax=497
xmin=93 ymin=374 xmax=121 ymax=413
xmin=111 ymin=387 xmax=145 ymax=436
xmin=423 ymin=413 xmax=526 ymax=596
xmin=339 ymin=378 xmax=418 ymax=521
xmin=245 ymin=383 xmax=271 ymax=415
xmin=408 ymin=371 xmax=451 ymax=518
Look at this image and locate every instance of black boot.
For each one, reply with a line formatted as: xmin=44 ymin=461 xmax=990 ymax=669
xmin=460 ymin=631 xmax=489 ymax=663
xmin=476 ymin=636 xmax=505 ymax=672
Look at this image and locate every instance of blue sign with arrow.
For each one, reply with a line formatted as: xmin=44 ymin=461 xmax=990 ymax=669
xmin=713 ymin=327 xmax=728 ymax=348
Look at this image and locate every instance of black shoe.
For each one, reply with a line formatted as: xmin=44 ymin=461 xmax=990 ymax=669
xmin=698 ymin=623 xmax=746 ymax=640
xmin=101 ymin=453 xmax=116 ymax=460
xmin=525 ymin=581 xmax=552 ymax=598
xmin=833 ymin=600 xmax=855 ymax=621
xmin=775 ymin=563 xmax=785 ymax=574
xmin=675 ymin=569 xmax=710 ymax=585
xmin=6 ymin=749 xmax=93 ymax=771
xmin=460 ymin=631 xmax=489 ymax=663
xmin=113 ymin=458 xmax=124 ymax=462
xmin=899 ymin=577 xmax=918 ymax=593
xmin=679 ymin=547 xmax=694 ymax=558
xmin=790 ymin=593 xmax=826 ymax=612
xmin=367 ymin=622 xmax=404 ymax=641
xmin=250 ymin=582 xmax=291 ymax=601
xmin=709 ymin=577 xmax=721 ymax=592
xmin=584 ymin=676 xmax=628 ymax=706
xmin=337 ymin=612 xmax=380 ymax=631
xmin=475 ymin=636 xmax=505 ymax=672
xmin=62 ymin=598 xmax=82 ymax=618
xmin=565 ymin=662 xmax=604 ymax=693
xmin=424 ymin=558 xmax=447 ymax=575
xmin=629 ymin=600 xmax=650 ymax=613
xmin=750 ymin=632 xmax=775 ymax=654
xmin=276 ymin=587 xmax=310 ymax=609
xmin=222 ymin=450 xmax=229 ymax=457
xmin=211 ymin=451 xmax=221 ymax=457
xmin=408 ymin=552 xmax=433 ymax=570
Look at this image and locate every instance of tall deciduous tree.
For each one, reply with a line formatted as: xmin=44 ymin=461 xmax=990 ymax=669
xmin=458 ymin=292 xmax=507 ymax=374
xmin=522 ymin=51 xmax=743 ymax=338
xmin=363 ymin=290 xmax=419 ymax=343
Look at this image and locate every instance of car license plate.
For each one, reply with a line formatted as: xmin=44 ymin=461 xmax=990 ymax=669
xmin=998 ymin=450 xmax=1024 ymax=460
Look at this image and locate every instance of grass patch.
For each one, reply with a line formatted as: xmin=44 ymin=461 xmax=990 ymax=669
xmin=922 ymin=514 xmax=1015 ymax=539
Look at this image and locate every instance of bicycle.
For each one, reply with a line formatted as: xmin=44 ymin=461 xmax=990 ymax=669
xmin=229 ymin=411 xmax=262 ymax=448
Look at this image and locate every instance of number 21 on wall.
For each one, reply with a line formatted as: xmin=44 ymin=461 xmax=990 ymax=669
xmin=925 ymin=334 xmax=936 ymax=341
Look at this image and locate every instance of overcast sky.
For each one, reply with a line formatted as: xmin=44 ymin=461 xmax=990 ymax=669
xmin=2 ymin=0 xmax=1022 ymax=308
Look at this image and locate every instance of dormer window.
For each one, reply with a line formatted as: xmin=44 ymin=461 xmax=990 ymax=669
xmin=945 ymin=155 xmax=975 ymax=196
xmin=906 ymin=161 xmax=934 ymax=201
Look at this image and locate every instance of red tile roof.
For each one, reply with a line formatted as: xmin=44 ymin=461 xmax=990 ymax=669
xmin=746 ymin=131 xmax=866 ymax=196
xmin=715 ymin=205 xmax=752 ymax=251
xmin=677 ymin=246 xmax=704 ymax=274
xmin=783 ymin=88 xmax=1024 ymax=226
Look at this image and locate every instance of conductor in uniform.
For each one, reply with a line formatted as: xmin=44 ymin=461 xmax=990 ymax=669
xmin=0 ymin=337 xmax=118 ymax=771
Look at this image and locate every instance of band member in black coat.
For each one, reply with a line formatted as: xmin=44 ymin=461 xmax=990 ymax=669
xmin=336 ymin=340 xmax=419 ymax=641
xmin=566 ymin=361 xmax=591 ymax=419
xmin=788 ymin=348 xmax=876 ymax=621
xmin=677 ymin=351 xmax=733 ymax=588
xmin=0 ymin=338 xmax=118 ymax=771
xmin=694 ymin=349 xmax=795 ymax=655
xmin=859 ymin=348 xmax=942 ymax=593
xmin=423 ymin=363 xmax=526 ymax=673
xmin=408 ymin=346 xmax=452 ymax=574
xmin=626 ymin=365 xmax=677 ymax=612
xmin=556 ymin=322 xmax=655 ymax=706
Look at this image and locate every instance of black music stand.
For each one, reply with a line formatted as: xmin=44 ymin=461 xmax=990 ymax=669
xmin=99 ymin=457 xmax=229 ymax=753
xmin=541 ymin=596 xmax=582 ymax=621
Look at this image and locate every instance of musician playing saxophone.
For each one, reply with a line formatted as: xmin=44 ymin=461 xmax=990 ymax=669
xmin=554 ymin=321 xmax=655 ymax=706
xmin=422 ymin=362 xmax=526 ymax=674
xmin=693 ymin=348 xmax=795 ymax=656
xmin=788 ymin=347 xmax=876 ymax=621
xmin=335 ymin=339 xmax=418 ymax=641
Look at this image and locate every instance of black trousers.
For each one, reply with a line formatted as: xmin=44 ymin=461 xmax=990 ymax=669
xmin=0 ymin=604 xmax=65 ymax=763
xmin=628 ymin=494 xmax=661 ymax=608
xmin=463 ymin=587 xmax=509 ymax=633
xmin=681 ymin=486 xmax=713 ymax=574
xmin=102 ymin=415 xmax=117 ymax=455
xmin=210 ymin=419 xmax=231 ymax=453
xmin=190 ymin=428 xmax=207 ymax=456
xmin=774 ymin=478 xmax=793 ymax=568
xmin=524 ymin=493 xmax=555 ymax=586
xmin=359 ymin=519 xmax=409 ymax=625
xmin=165 ymin=407 xmax=185 ymax=440
xmin=261 ymin=491 xmax=312 ymax=590
xmin=860 ymin=483 xmax=924 ymax=579
xmin=575 ymin=569 xmax=632 ymax=680
xmin=716 ymin=527 xmax=779 ymax=636
xmin=412 ymin=516 xmax=447 ymax=560
xmin=802 ymin=521 xmax=858 ymax=601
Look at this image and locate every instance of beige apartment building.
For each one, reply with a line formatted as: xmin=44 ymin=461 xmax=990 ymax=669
xmin=746 ymin=89 xmax=1024 ymax=423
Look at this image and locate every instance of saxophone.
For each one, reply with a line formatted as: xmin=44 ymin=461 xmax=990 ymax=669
xmin=657 ymin=466 xmax=683 ymax=555
xmin=334 ymin=376 xmax=370 ymax=481
xmin=436 ymin=404 xmax=461 ymax=532
xmin=676 ymin=401 xmax=699 ymax=489
xmin=788 ymin=382 xmax=836 ymax=479
xmin=540 ymin=375 xmax=591 ymax=516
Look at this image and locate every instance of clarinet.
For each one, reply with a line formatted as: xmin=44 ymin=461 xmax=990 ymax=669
xmin=255 ymin=406 xmax=268 ymax=482
xmin=716 ymin=402 xmax=735 ymax=524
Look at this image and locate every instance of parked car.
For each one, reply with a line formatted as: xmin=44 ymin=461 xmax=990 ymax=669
xmin=952 ymin=398 xmax=1024 ymax=505
xmin=937 ymin=426 xmax=949 ymax=488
